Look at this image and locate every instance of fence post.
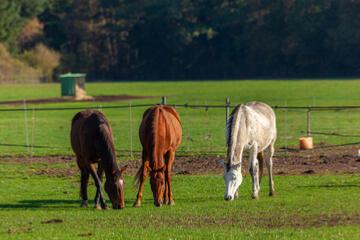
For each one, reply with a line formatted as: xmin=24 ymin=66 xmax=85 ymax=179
xmin=225 ymin=97 xmax=230 ymax=145
xmin=161 ymin=96 xmax=167 ymax=105
xmin=129 ymin=102 xmax=133 ymax=159
xmin=23 ymin=100 xmax=30 ymax=153
xmin=307 ymin=108 xmax=311 ymax=136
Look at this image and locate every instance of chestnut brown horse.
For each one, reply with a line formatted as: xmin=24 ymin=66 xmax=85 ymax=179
xmin=134 ymin=105 xmax=182 ymax=207
xmin=71 ymin=110 xmax=127 ymax=209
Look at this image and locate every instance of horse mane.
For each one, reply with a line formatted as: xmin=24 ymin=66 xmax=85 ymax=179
xmin=90 ymin=112 xmax=119 ymax=174
xmin=226 ymin=105 xmax=245 ymax=165
xmin=98 ymin=124 xmax=116 ymax=158
xmin=226 ymin=105 xmax=241 ymax=146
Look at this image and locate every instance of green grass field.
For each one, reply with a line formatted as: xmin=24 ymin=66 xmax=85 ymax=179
xmin=1 ymin=80 xmax=360 ymax=156
xmin=0 ymin=159 xmax=360 ymax=239
xmin=0 ymin=80 xmax=360 ymax=239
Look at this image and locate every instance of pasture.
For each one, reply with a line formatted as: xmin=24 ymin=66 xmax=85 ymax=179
xmin=1 ymin=80 xmax=360 ymax=156
xmin=0 ymin=80 xmax=360 ymax=239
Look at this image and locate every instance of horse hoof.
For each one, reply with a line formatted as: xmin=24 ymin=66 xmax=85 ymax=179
xmin=154 ymin=202 xmax=162 ymax=207
xmin=269 ymin=191 xmax=276 ymax=197
xmin=133 ymin=202 xmax=140 ymax=208
xmin=168 ymin=200 xmax=175 ymax=206
xmin=101 ymin=205 xmax=109 ymax=210
xmin=251 ymin=194 xmax=259 ymax=200
xmin=81 ymin=201 xmax=88 ymax=208
xmin=94 ymin=204 xmax=102 ymax=210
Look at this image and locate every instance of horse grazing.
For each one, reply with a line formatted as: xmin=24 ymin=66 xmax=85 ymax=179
xmin=71 ymin=110 xmax=127 ymax=209
xmin=221 ymin=101 xmax=276 ymax=201
xmin=134 ymin=105 xmax=182 ymax=207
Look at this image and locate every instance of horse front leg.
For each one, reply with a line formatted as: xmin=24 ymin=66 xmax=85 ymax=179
xmin=249 ymin=144 xmax=260 ymax=199
xmin=166 ymin=150 xmax=175 ymax=205
xmin=94 ymin=163 xmax=104 ymax=209
xmin=89 ymin=164 xmax=107 ymax=209
xmin=265 ymin=142 xmax=276 ymax=196
xmin=163 ymin=153 xmax=170 ymax=205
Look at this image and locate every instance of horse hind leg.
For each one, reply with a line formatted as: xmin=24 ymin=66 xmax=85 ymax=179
xmin=265 ymin=142 xmax=276 ymax=196
xmin=165 ymin=150 xmax=175 ymax=206
xmin=163 ymin=152 xmax=170 ymax=205
xmin=80 ymin=168 xmax=90 ymax=208
xmin=257 ymin=151 xmax=264 ymax=184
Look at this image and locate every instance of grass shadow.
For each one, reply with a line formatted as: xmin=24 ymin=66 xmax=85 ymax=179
xmin=297 ymin=183 xmax=360 ymax=189
xmin=0 ymin=199 xmax=80 ymax=209
xmin=0 ymin=199 xmax=140 ymax=210
xmin=0 ymin=143 xmax=68 ymax=150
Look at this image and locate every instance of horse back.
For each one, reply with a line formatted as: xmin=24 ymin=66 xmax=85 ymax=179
xmin=140 ymin=105 xmax=182 ymax=151
xmin=244 ymin=102 xmax=276 ymax=149
xmin=71 ymin=110 xmax=114 ymax=163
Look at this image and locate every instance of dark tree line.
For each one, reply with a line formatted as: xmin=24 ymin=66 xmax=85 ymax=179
xmin=3 ymin=0 xmax=360 ymax=80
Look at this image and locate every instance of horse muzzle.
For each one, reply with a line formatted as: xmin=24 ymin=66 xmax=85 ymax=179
xmin=112 ymin=203 xmax=124 ymax=209
xmin=224 ymin=195 xmax=233 ymax=201
xmin=154 ymin=200 xmax=163 ymax=207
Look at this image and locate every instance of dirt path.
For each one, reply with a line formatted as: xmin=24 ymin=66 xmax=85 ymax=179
xmin=1 ymin=145 xmax=359 ymax=177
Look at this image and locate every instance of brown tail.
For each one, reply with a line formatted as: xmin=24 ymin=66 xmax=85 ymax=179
xmin=258 ymin=152 xmax=264 ymax=183
xmin=134 ymin=158 xmax=150 ymax=189
xmin=134 ymin=165 xmax=143 ymax=188
xmin=152 ymin=107 xmax=161 ymax=169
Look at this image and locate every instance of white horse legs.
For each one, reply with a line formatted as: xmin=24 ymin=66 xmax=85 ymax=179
xmin=265 ymin=143 xmax=276 ymax=196
xmin=249 ymin=145 xmax=260 ymax=199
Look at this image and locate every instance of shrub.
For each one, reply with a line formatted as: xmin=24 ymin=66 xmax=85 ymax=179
xmin=22 ymin=43 xmax=60 ymax=82
xmin=0 ymin=43 xmax=41 ymax=83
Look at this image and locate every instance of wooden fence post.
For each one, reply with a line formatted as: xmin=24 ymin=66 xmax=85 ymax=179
xmin=161 ymin=96 xmax=167 ymax=105
xmin=307 ymin=108 xmax=311 ymax=136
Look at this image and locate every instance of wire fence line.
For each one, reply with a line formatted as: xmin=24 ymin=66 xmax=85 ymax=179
xmin=0 ymin=96 xmax=360 ymax=157
xmin=4 ymin=103 xmax=360 ymax=112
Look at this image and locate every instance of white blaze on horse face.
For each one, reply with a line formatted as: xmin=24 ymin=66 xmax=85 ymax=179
xmin=223 ymin=165 xmax=242 ymax=201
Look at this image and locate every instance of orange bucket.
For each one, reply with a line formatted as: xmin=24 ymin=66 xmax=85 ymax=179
xmin=299 ymin=137 xmax=313 ymax=150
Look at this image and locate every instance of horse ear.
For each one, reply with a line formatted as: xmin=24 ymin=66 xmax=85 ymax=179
xmin=119 ymin=165 xmax=128 ymax=177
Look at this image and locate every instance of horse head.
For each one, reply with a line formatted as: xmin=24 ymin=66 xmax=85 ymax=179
xmin=150 ymin=165 xmax=166 ymax=207
xmin=105 ymin=165 xmax=127 ymax=209
xmin=219 ymin=160 xmax=242 ymax=201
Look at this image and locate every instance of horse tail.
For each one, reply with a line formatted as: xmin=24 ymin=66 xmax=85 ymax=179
xmin=134 ymin=164 xmax=143 ymax=187
xmin=152 ymin=106 xmax=164 ymax=169
xmin=258 ymin=151 xmax=264 ymax=183
xmin=89 ymin=113 xmax=117 ymax=168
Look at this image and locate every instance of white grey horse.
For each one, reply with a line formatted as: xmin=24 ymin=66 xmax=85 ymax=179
xmin=220 ymin=101 xmax=277 ymax=201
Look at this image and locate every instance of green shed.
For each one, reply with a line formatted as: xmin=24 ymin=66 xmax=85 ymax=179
xmin=59 ymin=73 xmax=86 ymax=96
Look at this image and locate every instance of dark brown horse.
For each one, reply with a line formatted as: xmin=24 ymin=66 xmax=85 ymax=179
xmin=134 ymin=105 xmax=182 ymax=207
xmin=71 ymin=110 xmax=127 ymax=209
